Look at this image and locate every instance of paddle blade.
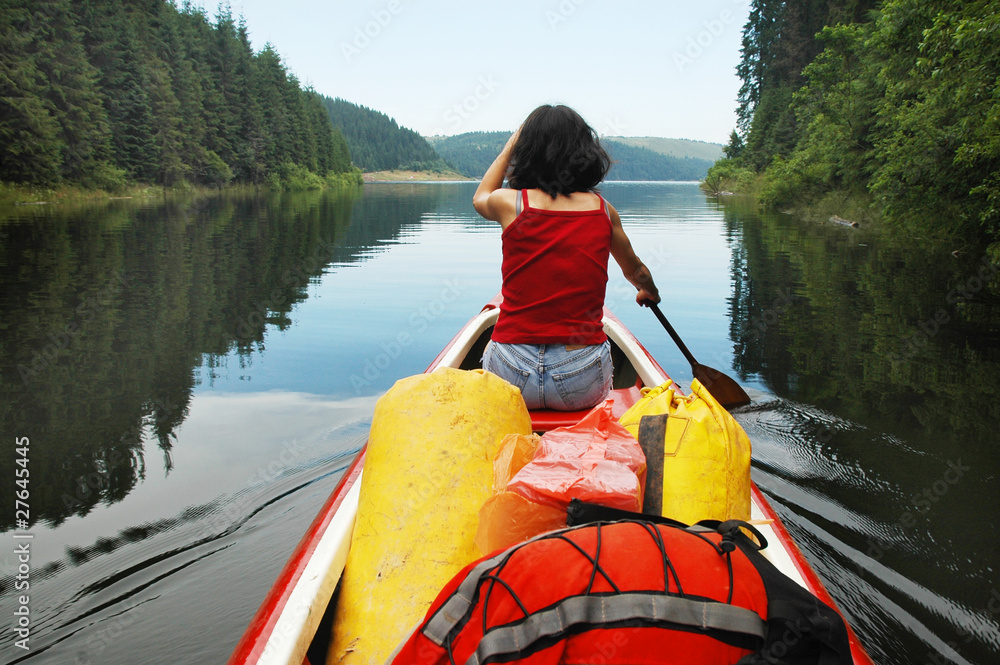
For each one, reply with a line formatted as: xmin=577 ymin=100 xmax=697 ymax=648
xmin=646 ymin=302 xmax=751 ymax=410
xmin=692 ymin=363 xmax=752 ymax=409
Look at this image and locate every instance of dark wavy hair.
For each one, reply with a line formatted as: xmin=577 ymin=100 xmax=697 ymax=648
xmin=506 ymin=105 xmax=612 ymax=198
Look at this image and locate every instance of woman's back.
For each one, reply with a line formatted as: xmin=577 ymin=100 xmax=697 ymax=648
xmin=471 ymin=104 xmax=660 ymax=410
xmin=493 ymin=189 xmax=612 ymax=346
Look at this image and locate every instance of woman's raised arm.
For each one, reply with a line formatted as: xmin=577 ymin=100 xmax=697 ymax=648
xmin=472 ymin=130 xmax=520 ymax=224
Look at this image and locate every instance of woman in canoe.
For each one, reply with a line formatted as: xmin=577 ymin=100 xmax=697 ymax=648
xmin=473 ymin=104 xmax=661 ymax=411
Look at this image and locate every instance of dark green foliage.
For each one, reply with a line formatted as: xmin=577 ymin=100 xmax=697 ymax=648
xmin=0 ymin=0 xmax=355 ymax=189
xmin=736 ymin=0 xmax=880 ymax=166
xmin=428 ymin=132 xmax=511 ymax=178
xmin=0 ymin=0 xmax=119 ymax=185
xmin=323 ymin=97 xmax=448 ymax=172
xmin=729 ymin=0 xmax=1000 ymax=248
xmin=0 ymin=7 xmax=64 ymax=184
xmin=723 ymin=131 xmax=744 ymax=161
xmin=867 ymin=0 xmax=1000 ymax=241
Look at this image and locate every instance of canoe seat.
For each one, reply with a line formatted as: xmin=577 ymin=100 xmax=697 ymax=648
xmin=529 ymin=385 xmax=644 ymax=432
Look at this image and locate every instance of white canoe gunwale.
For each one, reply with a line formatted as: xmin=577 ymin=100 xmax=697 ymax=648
xmin=228 ymin=299 xmax=874 ymax=665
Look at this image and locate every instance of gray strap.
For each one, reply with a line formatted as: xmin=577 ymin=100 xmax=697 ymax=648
xmin=466 ymin=593 xmax=766 ymax=665
xmin=423 ymin=525 xmax=579 ymax=645
xmin=637 ymin=414 xmax=667 ymax=516
xmin=422 ymin=548 xmax=515 ymax=645
xmin=422 ymin=523 xmax=752 ymax=648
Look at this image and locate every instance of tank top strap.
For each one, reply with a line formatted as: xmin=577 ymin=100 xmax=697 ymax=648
xmin=517 ymin=188 xmax=530 ymax=215
xmin=596 ymin=193 xmax=610 ymax=219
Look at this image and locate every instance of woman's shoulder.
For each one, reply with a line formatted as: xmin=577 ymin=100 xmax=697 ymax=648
xmin=488 ymin=188 xmax=521 ymax=229
xmin=525 ymin=189 xmax=605 ymax=212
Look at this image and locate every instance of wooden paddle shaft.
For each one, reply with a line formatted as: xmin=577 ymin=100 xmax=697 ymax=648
xmin=649 ymin=303 xmax=698 ymax=368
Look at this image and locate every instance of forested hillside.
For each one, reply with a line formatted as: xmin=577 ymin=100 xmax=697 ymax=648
xmin=712 ymin=0 xmax=1000 ymax=253
xmin=429 ymin=132 xmax=716 ymax=181
xmin=604 ymin=142 xmax=714 ymax=181
xmin=0 ymin=0 xmax=357 ymax=191
xmin=426 ymin=132 xmax=510 ymax=179
xmin=323 ymin=97 xmax=450 ymax=173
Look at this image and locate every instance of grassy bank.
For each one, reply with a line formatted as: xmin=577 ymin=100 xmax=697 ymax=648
xmin=0 ymin=169 xmax=364 ymax=207
xmin=701 ymin=159 xmax=878 ymax=227
xmin=0 ymin=182 xmax=166 ymax=206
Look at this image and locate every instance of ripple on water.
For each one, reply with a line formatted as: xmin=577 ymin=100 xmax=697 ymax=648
xmin=740 ymin=396 xmax=999 ymax=665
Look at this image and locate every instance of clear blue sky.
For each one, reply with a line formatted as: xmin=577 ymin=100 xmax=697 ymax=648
xmin=230 ymin=1 xmax=750 ymax=144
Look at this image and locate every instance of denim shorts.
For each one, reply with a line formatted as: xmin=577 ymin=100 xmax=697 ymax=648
xmin=482 ymin=340 xmax=613 ymax=411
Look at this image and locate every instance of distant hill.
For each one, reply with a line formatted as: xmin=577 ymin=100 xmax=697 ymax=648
xmin=603 ymin=141 xmax=715 ymax=181
xmin=426 ymin=132 xmax=509 ymax=180
xmin=322 ymin=97 xmax=450 ymax=172
xmin=606 ymin=137 xmax=724 ymax=162
xmin=428 ymin=132 xmax=719 ymax=181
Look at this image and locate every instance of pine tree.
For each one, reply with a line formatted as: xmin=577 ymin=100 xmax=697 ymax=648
xmin=0 ymin=3 xmax=63 ymax=183
xmin=77 ymin=0 xmax=161 ymax=181
xmin=1 ymin=0 xmax=354 ymax=189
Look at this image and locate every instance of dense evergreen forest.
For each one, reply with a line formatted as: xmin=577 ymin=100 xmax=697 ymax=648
xmin=0 ymin=0 xmax=358 ymax=191
xmin=710 ymin=0 xmax=1000 ymax=254
xmin=429 ymin=132 xmax=716 ymax=181
xmin=322 ymin=97 xmax=450 ymax=173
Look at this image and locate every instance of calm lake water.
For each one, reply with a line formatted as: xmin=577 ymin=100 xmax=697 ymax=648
xmin=1 ymin=182 xmax=998 ymax=664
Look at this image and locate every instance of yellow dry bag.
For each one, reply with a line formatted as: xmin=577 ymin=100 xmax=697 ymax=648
xmin=327 ymin=367 xmax=532 ymax=665
xmin=618 ymin=379 xmax=751 ymax=524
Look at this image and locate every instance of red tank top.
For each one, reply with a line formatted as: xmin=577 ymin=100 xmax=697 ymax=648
xmin=492 ymin=189 xmax=612 ymax=345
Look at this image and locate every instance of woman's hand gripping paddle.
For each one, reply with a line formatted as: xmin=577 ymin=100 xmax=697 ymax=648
xmin=647 ymin=302 xmax=751 ymax=410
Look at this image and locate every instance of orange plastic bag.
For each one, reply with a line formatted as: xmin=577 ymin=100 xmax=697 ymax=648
xmin=509 ymin=401 xmax=646 ymax=511
xmin=475 ymin=401 xmax=646 ymax=554
xmin=490 ymin=432 xmax=540 ymax=492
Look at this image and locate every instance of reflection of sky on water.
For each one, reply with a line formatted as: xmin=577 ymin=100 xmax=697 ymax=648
xmin=192 ymin=181 xmax=743 ymax=397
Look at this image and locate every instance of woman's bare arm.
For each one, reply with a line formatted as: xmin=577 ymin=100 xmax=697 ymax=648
xmin=472 ymin=131 xmax=520 ymax=226
xmin=608 ymin=204 xmax=660 ymax=305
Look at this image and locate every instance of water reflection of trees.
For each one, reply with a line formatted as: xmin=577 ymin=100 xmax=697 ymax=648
xmin=0 ymin=186 xmax=463 ymax=528
xmin=725 ymin=200 xmax=1000 ymax=450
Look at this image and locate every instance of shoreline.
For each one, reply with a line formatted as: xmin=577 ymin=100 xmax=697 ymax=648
xmin=362 ymin=169 xmax=472 ymax=183
xmin=0 ymin=176 xmax=364 ymax=207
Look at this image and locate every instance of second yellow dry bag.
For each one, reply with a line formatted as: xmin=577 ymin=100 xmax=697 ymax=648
xmin=618 ymin=378 xmax=751 ymax=524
